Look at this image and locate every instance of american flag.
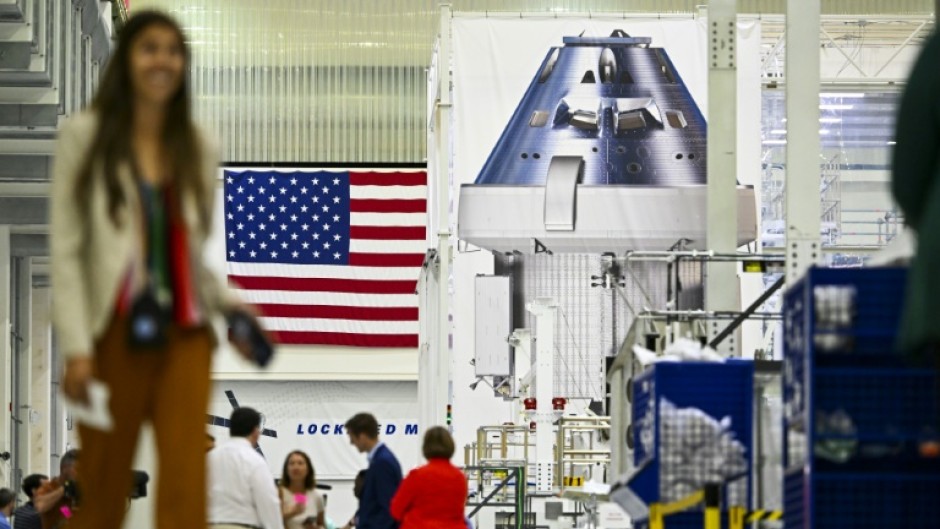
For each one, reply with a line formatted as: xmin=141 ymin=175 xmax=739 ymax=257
xmin=223 ymin=169 xmax=427 ymax=348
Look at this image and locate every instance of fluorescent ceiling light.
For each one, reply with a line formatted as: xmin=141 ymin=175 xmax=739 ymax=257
xmin=820 ymin=104 xmax=853 ymax=110
xmin=763 ymin=140 xmax=788 ymax=145
xmin=770 ymin=129 xmax=834 ymax=134
xmin=781 ymin=118 xmax=844 ymax=123
xmin=887 ymin=141 xmax=897 ymax=145
xmin=821 ymin=92 xmax=866 ymax=98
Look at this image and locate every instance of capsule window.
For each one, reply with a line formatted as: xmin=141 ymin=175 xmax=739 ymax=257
xmin=529 ymin=111 xmax=550 ymax=127
xmin=570 ymin=110 xmax=599 ymax=131
xmin=538 ymin=48 xmax=561 ymax=83
xmin=616 ymin=111 xmax=647 ymax=132
xmin=666 ymin=110 xmax=688 ymax=129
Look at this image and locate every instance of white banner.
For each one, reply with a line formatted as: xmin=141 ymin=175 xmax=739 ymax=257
xmin=446 ymin=16 xmax=763 ymax=461
xmin=207 ymin=380 xmax=421 ymax=480
xmin=451 ymin=16 xmax=762 ymax=191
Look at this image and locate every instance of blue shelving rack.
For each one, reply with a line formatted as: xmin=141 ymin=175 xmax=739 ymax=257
xmin=782 ymin=267 xmax=940 ymax=529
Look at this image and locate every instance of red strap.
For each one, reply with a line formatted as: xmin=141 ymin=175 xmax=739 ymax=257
xmin=115 ymin=267 xmax=134 ymax=316
xmin=169 ymin=210 xmax=200 ymax=325
xmin=167 ymin=189 xmax=201 ymax=326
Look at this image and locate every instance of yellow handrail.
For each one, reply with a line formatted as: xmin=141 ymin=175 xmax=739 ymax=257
xmin=647 ymin=484 xmax=784 ymax=529
xmin=660 ymin=490 xmax=705 ymax=517
xmin=648 ymin=487 xmax=715 ymax=529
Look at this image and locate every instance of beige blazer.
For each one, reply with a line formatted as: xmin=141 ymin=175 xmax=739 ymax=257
xmin=50 ymin=111 xmax=235 ymax=359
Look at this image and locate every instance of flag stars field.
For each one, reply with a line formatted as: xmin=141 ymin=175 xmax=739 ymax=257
xmin=223 ymin=170 xmax=427 ymax=348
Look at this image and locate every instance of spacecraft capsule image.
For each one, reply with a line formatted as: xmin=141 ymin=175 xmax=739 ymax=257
xmin=458 ymin=30 xmax=758 ymax=253
xmin=475 ymin=31 xmax=706 ymax=186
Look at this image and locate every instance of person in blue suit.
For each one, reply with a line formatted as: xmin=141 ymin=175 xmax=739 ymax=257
xmin=345 ymin=413 xmax=403 ymax=529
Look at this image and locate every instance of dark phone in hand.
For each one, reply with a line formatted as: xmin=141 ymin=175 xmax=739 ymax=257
xmin=227 ymin=310 xmax=274 ymax=368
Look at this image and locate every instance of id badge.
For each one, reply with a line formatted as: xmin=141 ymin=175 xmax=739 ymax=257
xmin=128 ymin=289 xmax=168 ymax=350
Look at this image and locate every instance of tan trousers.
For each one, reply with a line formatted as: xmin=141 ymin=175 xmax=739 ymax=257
xmin=71 ymin=316 xmax=213 ymax=529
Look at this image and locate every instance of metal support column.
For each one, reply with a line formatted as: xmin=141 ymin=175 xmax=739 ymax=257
xmin=29 ymin=283 xmax=51 ymax=476
xmin=432 ymin=3 xmax=453 ymax=429
xmin=527 ymin=299 xmax=557 ymax=493
xmin=12 ymin=257 xmax=31 ymax=492
xmin=785 ymin=0 xmax=822 ymax=281
xmin=608 ymin=370 xmax=627 ymax=476
xmin=416 ymin=272 xmax=432 ymax=439
xmin=509 ymin=328 xmax=533 ymax=422
xmin=0 ymin=226 xmax=11 ymax=486
xmin=705 ymin=0 xmax=739 ymax=356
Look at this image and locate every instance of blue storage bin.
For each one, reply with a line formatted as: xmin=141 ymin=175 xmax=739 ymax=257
xmin=783 ymin=267 xmax=940 ymax=529
xmin=785 ymin=473 xmax=940 ymax=529
xmin=783 ymin=267 xmax=907 ymax=360
xmin=631 ymin=361 xmax=754 ymax=519
xmin=814 ymin=366 xmax=938 ymax=443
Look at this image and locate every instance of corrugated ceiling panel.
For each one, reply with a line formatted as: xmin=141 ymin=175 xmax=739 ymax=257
xmin=133 ymin=0 xmax=933 ymax=163
xmin=135 ymin=0 xmax=433 ymax=162
xmin=453 ymin=0 xmax=932 ymax=14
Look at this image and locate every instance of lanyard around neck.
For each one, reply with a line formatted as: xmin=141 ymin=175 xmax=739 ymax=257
xmin=137 ymin=178 xmax=172 ymax=306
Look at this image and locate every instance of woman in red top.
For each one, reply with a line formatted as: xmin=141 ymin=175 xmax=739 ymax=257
xmin=391 ymin=427 xmax=468 ymax=529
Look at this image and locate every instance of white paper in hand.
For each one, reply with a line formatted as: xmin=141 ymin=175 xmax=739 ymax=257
xmin=65 ymin=380 xmax=113 ymax=432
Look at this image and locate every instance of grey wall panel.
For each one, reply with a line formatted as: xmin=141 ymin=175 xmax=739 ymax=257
xmin=0 ymin=197 xmax=48 ymax=224
xmin=0 ymin=155 xmax=51 ymax=179
xmin=0 ymin=41 xmax=31 ymax=69
xmin=474 ymin=275 xmax=513 ymax=377
xmin=0 ymin=104 xmax=58 ymax=127
xmin=76 ymin=0 xmax=102 ymax=35
xmin=0 ymin=0 xmax=26 ymax=22
xmin=11 ymin=234 xmax=48 ymax=257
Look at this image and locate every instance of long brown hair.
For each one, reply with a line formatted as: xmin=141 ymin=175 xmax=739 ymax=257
xmin=77 ymin=10 xmax=208 ymax=227
xmin=280 ymin=450 xmax=316 ymax=491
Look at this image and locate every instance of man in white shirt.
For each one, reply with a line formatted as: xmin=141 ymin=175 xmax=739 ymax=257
xmin=208 ymin=407 xmax=282 ymax=529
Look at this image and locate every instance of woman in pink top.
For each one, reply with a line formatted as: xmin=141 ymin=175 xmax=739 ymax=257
xmin=279 ymin=450 xmax=326 ymax=529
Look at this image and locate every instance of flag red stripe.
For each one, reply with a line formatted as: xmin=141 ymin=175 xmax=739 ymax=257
xmin=256 ymin=304 xmax=418 ymax=321
xmin=349 ymin=226 xmax=426 ymax=240
xmin=272 ymin=330 xmax=419 ymax=348
xmin=349 ymin=199 xmax=426 ymax=213
xmin=350 ymin=171 xmax=427 ymax=186
xmin=348 ymin=253 xmax=425 ymax=267
xmin=229 ymin=275 xmax=417 ymax=294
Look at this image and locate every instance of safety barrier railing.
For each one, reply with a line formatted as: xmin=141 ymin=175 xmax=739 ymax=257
xmin=463 ymin=464 xmax=526 ymax=529
xmin=727 ymin=506 xmax=782 ymax=526
xmin=648 ymin=483 xmax=781 ymax=529
xmin=555 ymin=416 xmax=611 ymax=488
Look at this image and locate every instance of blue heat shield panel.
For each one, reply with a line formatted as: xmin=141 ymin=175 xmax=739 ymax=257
xmin=475 ymin=32 xmax=707 ymax=186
